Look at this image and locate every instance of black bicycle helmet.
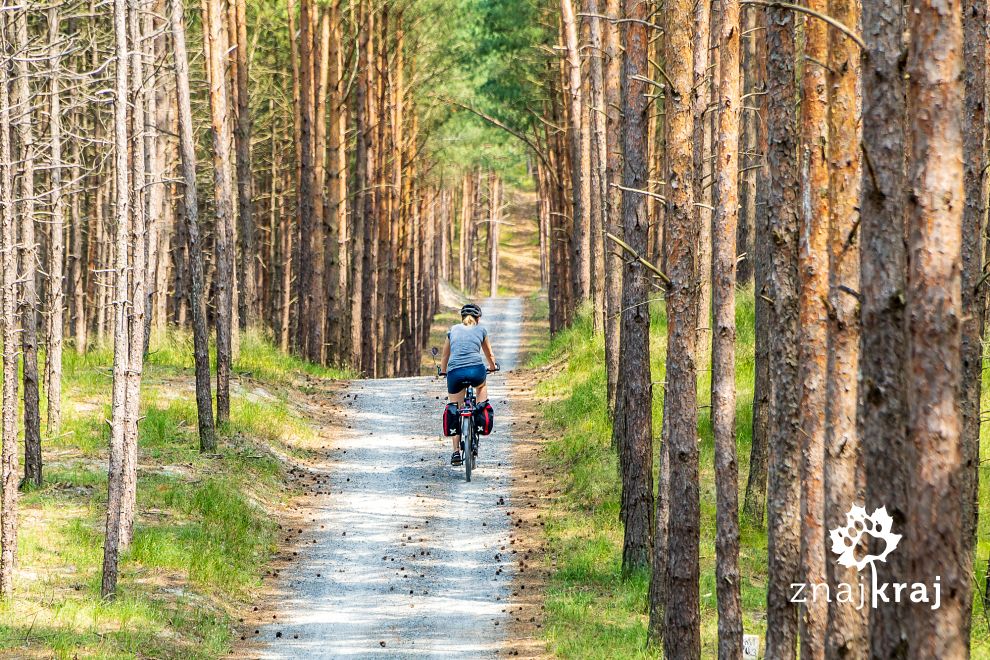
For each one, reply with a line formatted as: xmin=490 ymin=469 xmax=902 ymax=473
xmin=460 ymin=303 xmax=482 ymax=319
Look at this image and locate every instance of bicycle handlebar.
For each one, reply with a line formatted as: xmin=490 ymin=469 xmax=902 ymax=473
xmin=436 ymin=364 xmax=500 ymax=377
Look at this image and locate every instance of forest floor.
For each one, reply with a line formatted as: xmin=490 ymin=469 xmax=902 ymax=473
xmin=0 ymin=332 xmax=353 ymax=658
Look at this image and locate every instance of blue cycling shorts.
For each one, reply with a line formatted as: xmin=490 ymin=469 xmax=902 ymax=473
xmin=446 ymin=364 xmax=487 ymax=394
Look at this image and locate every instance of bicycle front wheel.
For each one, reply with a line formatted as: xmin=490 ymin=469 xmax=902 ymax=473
xmin=461 ymin=416 xmax=473 ymax=482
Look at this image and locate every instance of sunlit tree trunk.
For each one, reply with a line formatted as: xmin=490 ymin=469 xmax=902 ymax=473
xmin=0 ymin=11 xmax=21 ymax=598
xmin=118 ymin=0 xmax=150 ymax=550
xmin=45 ymin=3 xmax=66 ymax=461
xmin=711 ymin=0 xmax=743 ymax=653
xmin=603 ymin=0 xmax=623 ymax=416
xmin=101 ymin=0 xmax=132 ymax=597
xmin=904 ymin=0 xmax=966 ymax=652
xmin=203 ymin=0 xmax=237 ymax=425
xmin=310 ymin=3 xmax=330 ymax=365
xmin=560 ymin=0 xmax=590 ymax=304
xmin=584 ymin=0 xmax=607 ymax=331
xmin=797 ymin=0 xmax=830 ymax=653
xmin=692 ymin=0 xmax=712 ymax=357
xmin=659 ymin=0 xmax=700 ymax=653
xmin=823 ymin=0 xmax=865 ymax=652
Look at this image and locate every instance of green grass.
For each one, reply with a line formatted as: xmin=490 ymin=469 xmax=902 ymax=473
xmin=0 ymin=330 xmax=334 ymax=657
xmin=532 ymin=288 xmax=990 ymax=657
xmin=145 ymin=327 xmax=354 ymax=384
xmin=530 ymin=289 xmax=768 ymax=657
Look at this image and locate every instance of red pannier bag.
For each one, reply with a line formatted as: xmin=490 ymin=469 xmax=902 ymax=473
xmin=442 ymin=402 xmax=460 ymax=436
xmin=473 ymin=401 xmax=494 ymax=435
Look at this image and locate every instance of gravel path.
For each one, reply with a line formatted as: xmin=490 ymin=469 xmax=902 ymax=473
xmin=258 ymin=297 xmax=526 ymax=658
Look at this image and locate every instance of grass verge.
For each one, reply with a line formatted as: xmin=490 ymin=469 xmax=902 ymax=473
xmin=530 ymin=288 xmax=990 ymax=657
xmin=0 ymin=329 xmax=344 ymax=658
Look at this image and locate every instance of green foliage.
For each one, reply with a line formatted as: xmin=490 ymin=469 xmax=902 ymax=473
xmin=412 ymin=0 xmax=554 ymax=185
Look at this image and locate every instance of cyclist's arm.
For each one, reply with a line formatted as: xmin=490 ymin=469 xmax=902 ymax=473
xmin=481 ymin=337 xmax=497 ymax=371
xmin=441 ymin=338 xmax=451 ymax=372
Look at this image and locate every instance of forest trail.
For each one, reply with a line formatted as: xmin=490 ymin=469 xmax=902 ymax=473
xmin=255 ymin=297 xmax=529 ymax=658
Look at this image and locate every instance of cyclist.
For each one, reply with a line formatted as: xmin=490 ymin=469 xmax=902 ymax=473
xmin=440 ymin=303 xmax=498 ymax=465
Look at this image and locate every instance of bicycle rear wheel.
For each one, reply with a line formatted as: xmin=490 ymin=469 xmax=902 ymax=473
xmin=461 ymin=416 xmax=473 ymax=482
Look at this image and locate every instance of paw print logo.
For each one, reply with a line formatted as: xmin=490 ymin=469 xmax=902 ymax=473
xmin=829 ymin=505 xmax=901 ymax=572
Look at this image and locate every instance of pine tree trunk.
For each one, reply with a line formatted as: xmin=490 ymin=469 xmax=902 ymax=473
xmin=203 ymin=0 xmax=237 ymax=426
xmin=560 ymin=0 xmax=590 ymax=303
xmin=823 ymin=0 xmax=865 ymax=652
xmin=309 ymin=4 xmax=330 ymax=365
xmin=172 ymin=0 xmax=216 ymax=452
xmin=860 ymin=0 xmax=909 ymax=650
xmin=232 ymin=0 xmax=256 ymax=328
xmin=736 ymin=6 xmax=756 ymax=285
xmin=904 ymin=1 xmax=966 ymax=652
xmin=45 ymin=4 xmax=66 ymax=454
xmin=325 ymin=0 xmax=345 ymax=365
xmin=350 ymin=0 xmax=369 ymax=371
xmin=584 ymin=1 xmax=607 ymax=331
xmin=69 ymin=131 xmax=87 ymax=355
xmin=101 ymin=0 xmax=131 ymax=597
xmin=692 ymin=0 xmax=712 ymax=358
xmin=659 ymin=0 xmax=700 ymax=654
xmin=143 ymin=13 xmax=168 ymax=351
xmin=489 ymin=174 xmax=500 ymax=298
xmin=614 ymin=0 xmax=656 ymax=570
xmin=359 ymin=0 xmax=380 ymax=375
xmin=797 ymin=0 xmax=830 ymax=653
xmin=711 ymin=0 xmax=743 ymax=653
xmin=460 ymin=173 xmax=473 ymax=293
xmin=14 ymin=9 xmax=41 ymax=491
xmin=960 ymin=0 xmax=987 ymax=609
xmin=764 ymin=5 xmax=801 ymax=657
xmin=603 ymin=0 xmax=623 ymax=416
xmin=743 ymin=9 xmax=769 ymax=524
xmin=119 ymin=0 xmax=149 ymax=550
xmin=648 ymin=426 xmax=670 ymax=644
xmin=295 ymin=0 xmax=318 ymax=360
xmin=0 ymin=11 xmax=21 ymax=598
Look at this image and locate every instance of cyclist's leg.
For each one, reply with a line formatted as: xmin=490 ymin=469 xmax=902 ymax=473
xmin=446 ymin=370 xmax=467 ymax=454
xmin=476 ymin=381 xmax=488 ymax=402
xmin=450 ymin=389 xmax=466 ymax=451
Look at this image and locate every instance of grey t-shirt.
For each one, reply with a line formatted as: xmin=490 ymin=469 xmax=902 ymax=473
xmin=447 ymin=323 xmax=488 ymax=371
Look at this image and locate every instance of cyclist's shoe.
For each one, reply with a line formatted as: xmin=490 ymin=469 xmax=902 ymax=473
xmin=451 ymin=451 xmax=463 ymax=466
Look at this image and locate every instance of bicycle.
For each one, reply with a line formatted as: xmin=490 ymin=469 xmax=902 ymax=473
xmin=432 ymin=348 xmax=497 ymax=482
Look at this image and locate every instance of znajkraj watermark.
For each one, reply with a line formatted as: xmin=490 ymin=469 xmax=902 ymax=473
xmin=790 ymin=505 xmax=941 ymax=611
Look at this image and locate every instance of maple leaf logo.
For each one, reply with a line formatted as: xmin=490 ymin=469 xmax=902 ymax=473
xmin=829 ymin=505 xmax=901 ymax=572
